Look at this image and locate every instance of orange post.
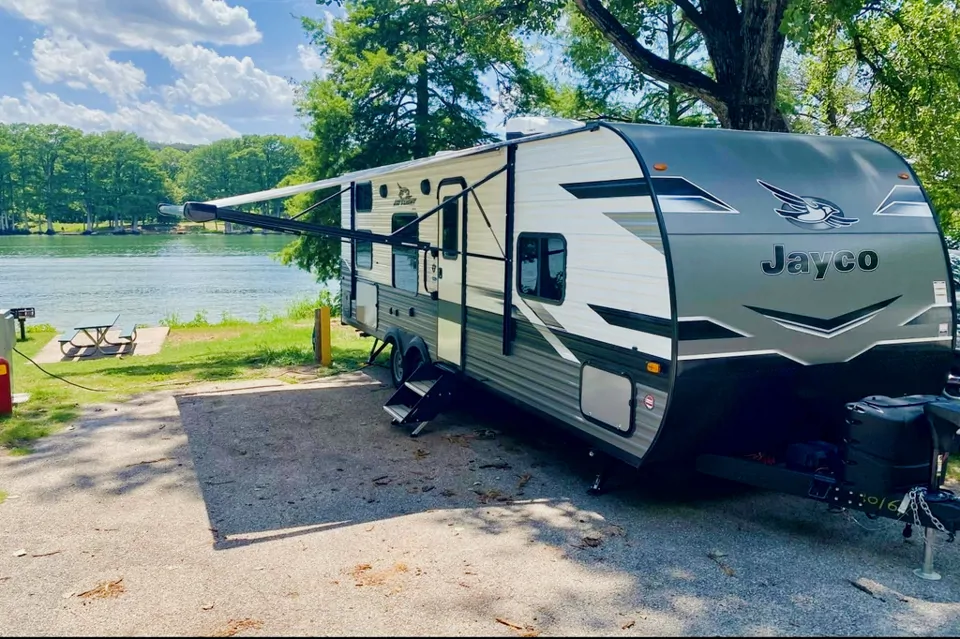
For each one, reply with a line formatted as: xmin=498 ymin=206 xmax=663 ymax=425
xmin=314 ymin=307 xmax=332 ymax=367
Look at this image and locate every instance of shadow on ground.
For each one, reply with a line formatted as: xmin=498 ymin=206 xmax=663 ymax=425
xmin=171 ymin=368 xmax=960 ymax=635
xmin=5 ymin=367 xmax=960 ymax=635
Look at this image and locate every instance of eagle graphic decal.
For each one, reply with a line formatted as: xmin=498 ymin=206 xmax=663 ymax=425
xmin=757 ymin=179 xmax=858 ymax=230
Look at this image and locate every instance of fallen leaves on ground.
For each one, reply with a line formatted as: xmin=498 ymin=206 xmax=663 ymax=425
xmin=12 ymin=549 xmax=26 ymax=558
xmin=621 ymin=620 xmax=636 ymax=630
xmin=78 ymin=578 xmax=125 ymax=599
xmin=442 ymin=434 xmax=475 ymax=447
xmin=582 ymin=536 xmax=602 ymax=548
xmin=124 ymin=457 xmax=173 ymax=467
xmin=372 ymin=475 xmax=391 ymax=486
xmin=495 ymin=617 xmax=540 ymax=637
xmin=350 ymin=562 xmax=409 ymax=587
xmin=517 ymin=474 xmax=532 ymax=492
xmin=210 ymin=618 xmax=264 ymax=637
xmin=707 ymin=550 xmax=735 ymax=577
xmin=474 ymin=488 xmax=512 ymax=504
xmin=414 ymin=448 xmax=430 ymax=460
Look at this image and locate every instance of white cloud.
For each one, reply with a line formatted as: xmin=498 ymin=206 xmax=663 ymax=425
xmin=297 ymin=44 xmax=328 ymax=77
xmin=158 ymin=44 xmax=295 ymax=113
xmin=0 ymin=0 xmax=261 ymax=50
xmin=0 ymin=83 xmax=239 ymax=144
xmin=32 ymin=30 xmax=146 ymax=101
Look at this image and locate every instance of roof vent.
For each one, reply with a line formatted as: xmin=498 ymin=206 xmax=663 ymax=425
xmin=505 ymin=116 xmax=585 ymax=140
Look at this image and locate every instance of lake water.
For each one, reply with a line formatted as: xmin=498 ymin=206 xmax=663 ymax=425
xmin=0 ymin=234 xmax=333 ymax=331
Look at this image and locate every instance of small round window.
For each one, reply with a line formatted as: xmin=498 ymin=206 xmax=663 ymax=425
xmin=420 ymin=179 xmax=431 ymax=195
xmin=379 ymin=184 xmax=388 ymax=198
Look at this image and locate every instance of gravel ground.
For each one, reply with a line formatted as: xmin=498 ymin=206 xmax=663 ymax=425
xmin=1 ymin=367 xmax=960 ymax=636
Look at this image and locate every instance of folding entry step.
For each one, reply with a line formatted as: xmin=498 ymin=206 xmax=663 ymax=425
xmin=383 ymin=362 xmax=458 ymax=437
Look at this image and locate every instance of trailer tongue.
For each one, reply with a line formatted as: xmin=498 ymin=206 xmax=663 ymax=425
xmin=697 ymin=395 xmax=960 ymax=580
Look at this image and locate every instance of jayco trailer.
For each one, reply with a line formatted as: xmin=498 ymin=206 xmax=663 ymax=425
xmin=161 ymin=118 xmax=960 ymax=577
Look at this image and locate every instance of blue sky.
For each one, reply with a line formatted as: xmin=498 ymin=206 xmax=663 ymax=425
xmin=0 ymin=0 xmax=344 ymax=144
xmin=0 ymin=0 xmax=553 ymax=145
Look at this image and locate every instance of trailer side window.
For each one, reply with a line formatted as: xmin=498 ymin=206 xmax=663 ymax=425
xmin=355 ymin=181 xmax=373 ymax=213
xmin=441 ymin=196 xmax=459 ymax=259
xmin=517 ymin=233 xmax=566 ymax=304
xmin=392 ymin=213 xmax=419 ymax=293
xmin=356 ymin=230 xmax=373 ymax=270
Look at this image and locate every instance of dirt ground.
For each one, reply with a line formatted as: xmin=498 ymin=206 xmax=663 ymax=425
xmin=2 ymin=367 xmax=960 ymax=637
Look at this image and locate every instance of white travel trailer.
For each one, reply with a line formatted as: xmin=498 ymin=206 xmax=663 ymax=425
xmin=162 ymin=117 xmax=960 ymax=577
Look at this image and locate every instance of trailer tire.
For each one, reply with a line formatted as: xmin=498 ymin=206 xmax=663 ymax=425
xmin=389 ymin=341 xmax=405 ymax=388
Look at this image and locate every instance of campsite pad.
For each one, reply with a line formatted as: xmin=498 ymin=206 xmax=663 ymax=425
xmin=1 ymin=367 xmax=959 ymax=636
xmin=32 ymin=326 xmax=170 ymax=364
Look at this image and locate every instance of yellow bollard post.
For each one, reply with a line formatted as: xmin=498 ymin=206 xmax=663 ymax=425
xmin=316 ymin=306 xmax=332 ymax=367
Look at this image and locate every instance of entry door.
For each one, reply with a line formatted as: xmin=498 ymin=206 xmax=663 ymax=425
xmin=436 ymin=181 xmax=464 ymax=366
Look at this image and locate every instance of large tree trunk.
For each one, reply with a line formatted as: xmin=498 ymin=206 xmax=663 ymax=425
xmin=574 ymin=0 xmax=790 ymax=132
xmin=716 ymin=0 xmax=789 ymax=131
xmin=413 ymin=19 xmax=430 ymax=159
xmin=85 ymin=205 xmax=93 ymax=233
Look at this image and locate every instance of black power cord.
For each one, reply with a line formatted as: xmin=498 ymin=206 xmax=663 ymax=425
xmin=12 ymin=346 xmax=108 ymax=393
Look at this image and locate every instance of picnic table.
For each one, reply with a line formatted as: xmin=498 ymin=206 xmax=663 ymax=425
xmin=58 ymin=313 xmax=138 ymax=357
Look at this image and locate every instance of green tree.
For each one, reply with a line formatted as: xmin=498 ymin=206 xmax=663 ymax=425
xmin=785 ymin=3 xmax=960 ymax=233
xmin=0 ymin=126 xmax=16 ymax=233
xmin=64 ymin=132 xmax=107 ymax=233
xmin=282 ymin=0 xmax=547 ymax=281
xmin=550 ymin=0 xmax=716 ymax=126
xmin=529 ymin=0 xmax=956 ymax=133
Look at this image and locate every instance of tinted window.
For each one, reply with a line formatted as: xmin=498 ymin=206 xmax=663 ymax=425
xmin=356 ymin=230 xmax=373 ymax=270
xmin=517 ymin=233 xmax=566 ymax=303
xmin=355 ymin=181 xmax=373 ymax=213
xmin=441 ymin=196 xmax=459 ymax=259
xmin=392 ymin=213 xmax=419 ymax=293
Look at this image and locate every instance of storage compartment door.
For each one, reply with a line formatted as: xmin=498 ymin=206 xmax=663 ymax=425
xmin=580 ymin=364 xmax=635 ymax=434
xmin=356 ymin=281 xmax=378 ymax=329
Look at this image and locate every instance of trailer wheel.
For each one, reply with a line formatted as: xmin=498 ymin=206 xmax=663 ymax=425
xmin=389 ymin=342 xmax=405 ymax=388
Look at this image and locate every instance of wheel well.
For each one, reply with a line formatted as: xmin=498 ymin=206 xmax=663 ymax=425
xmin=383 ymin=328 xmax=430 ymax=365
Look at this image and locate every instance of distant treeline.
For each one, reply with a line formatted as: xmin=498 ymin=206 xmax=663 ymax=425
xmin=0 ymin=123 xmax=307 ymax=234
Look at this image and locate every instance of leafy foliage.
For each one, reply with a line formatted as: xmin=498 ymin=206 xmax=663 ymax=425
xmin=785 ymin=0 xmax=960 ymax=233
xmin=0 ymin=125 xmax=306 ymax=234
xmin=281 ymin=0 xmax=548 ymax=282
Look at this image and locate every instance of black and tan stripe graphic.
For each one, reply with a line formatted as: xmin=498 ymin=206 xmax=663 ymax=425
xmin=560 ymin=176 xmax=738 ymax=213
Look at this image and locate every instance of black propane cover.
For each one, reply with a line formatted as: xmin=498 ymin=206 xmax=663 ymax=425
xmin=840 ymin=395 xmax=938 ymax=494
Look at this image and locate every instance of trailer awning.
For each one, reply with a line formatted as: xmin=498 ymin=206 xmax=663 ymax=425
xmin=158 ymin=122 xmax=597 ymax=217
xmin=159 ymin=142 xmax=499 ymax=217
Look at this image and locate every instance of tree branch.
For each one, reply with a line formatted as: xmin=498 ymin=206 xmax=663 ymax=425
xmin=672 ymin=0 xmax=709 ymax=34
xmin=573 ymin=0 xmax=724 ymax=111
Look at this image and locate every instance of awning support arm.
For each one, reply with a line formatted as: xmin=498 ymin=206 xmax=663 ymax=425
xmin=177 ymin=202 xmax=432 ymax=250
xmin=290 ymin=186 xmax=350 ymax=221
xmin=389 ymin=163 xmax=508 ymax=239
xmin=163 ymin=162 xmax=508 ymax=253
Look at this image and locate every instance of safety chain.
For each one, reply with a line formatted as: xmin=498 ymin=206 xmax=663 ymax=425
xmin=908 ymin=487 xmax=949 ymax=535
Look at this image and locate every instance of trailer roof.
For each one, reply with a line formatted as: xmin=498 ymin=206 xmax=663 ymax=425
xmin=160 ymin=121 xmax=897 ymax=218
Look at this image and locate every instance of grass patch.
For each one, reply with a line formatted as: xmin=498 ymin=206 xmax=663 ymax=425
xmin=0 ymin=490 xmax=6 ymax=504
xmin=2 ymin=317 xmax=376 ymax=454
